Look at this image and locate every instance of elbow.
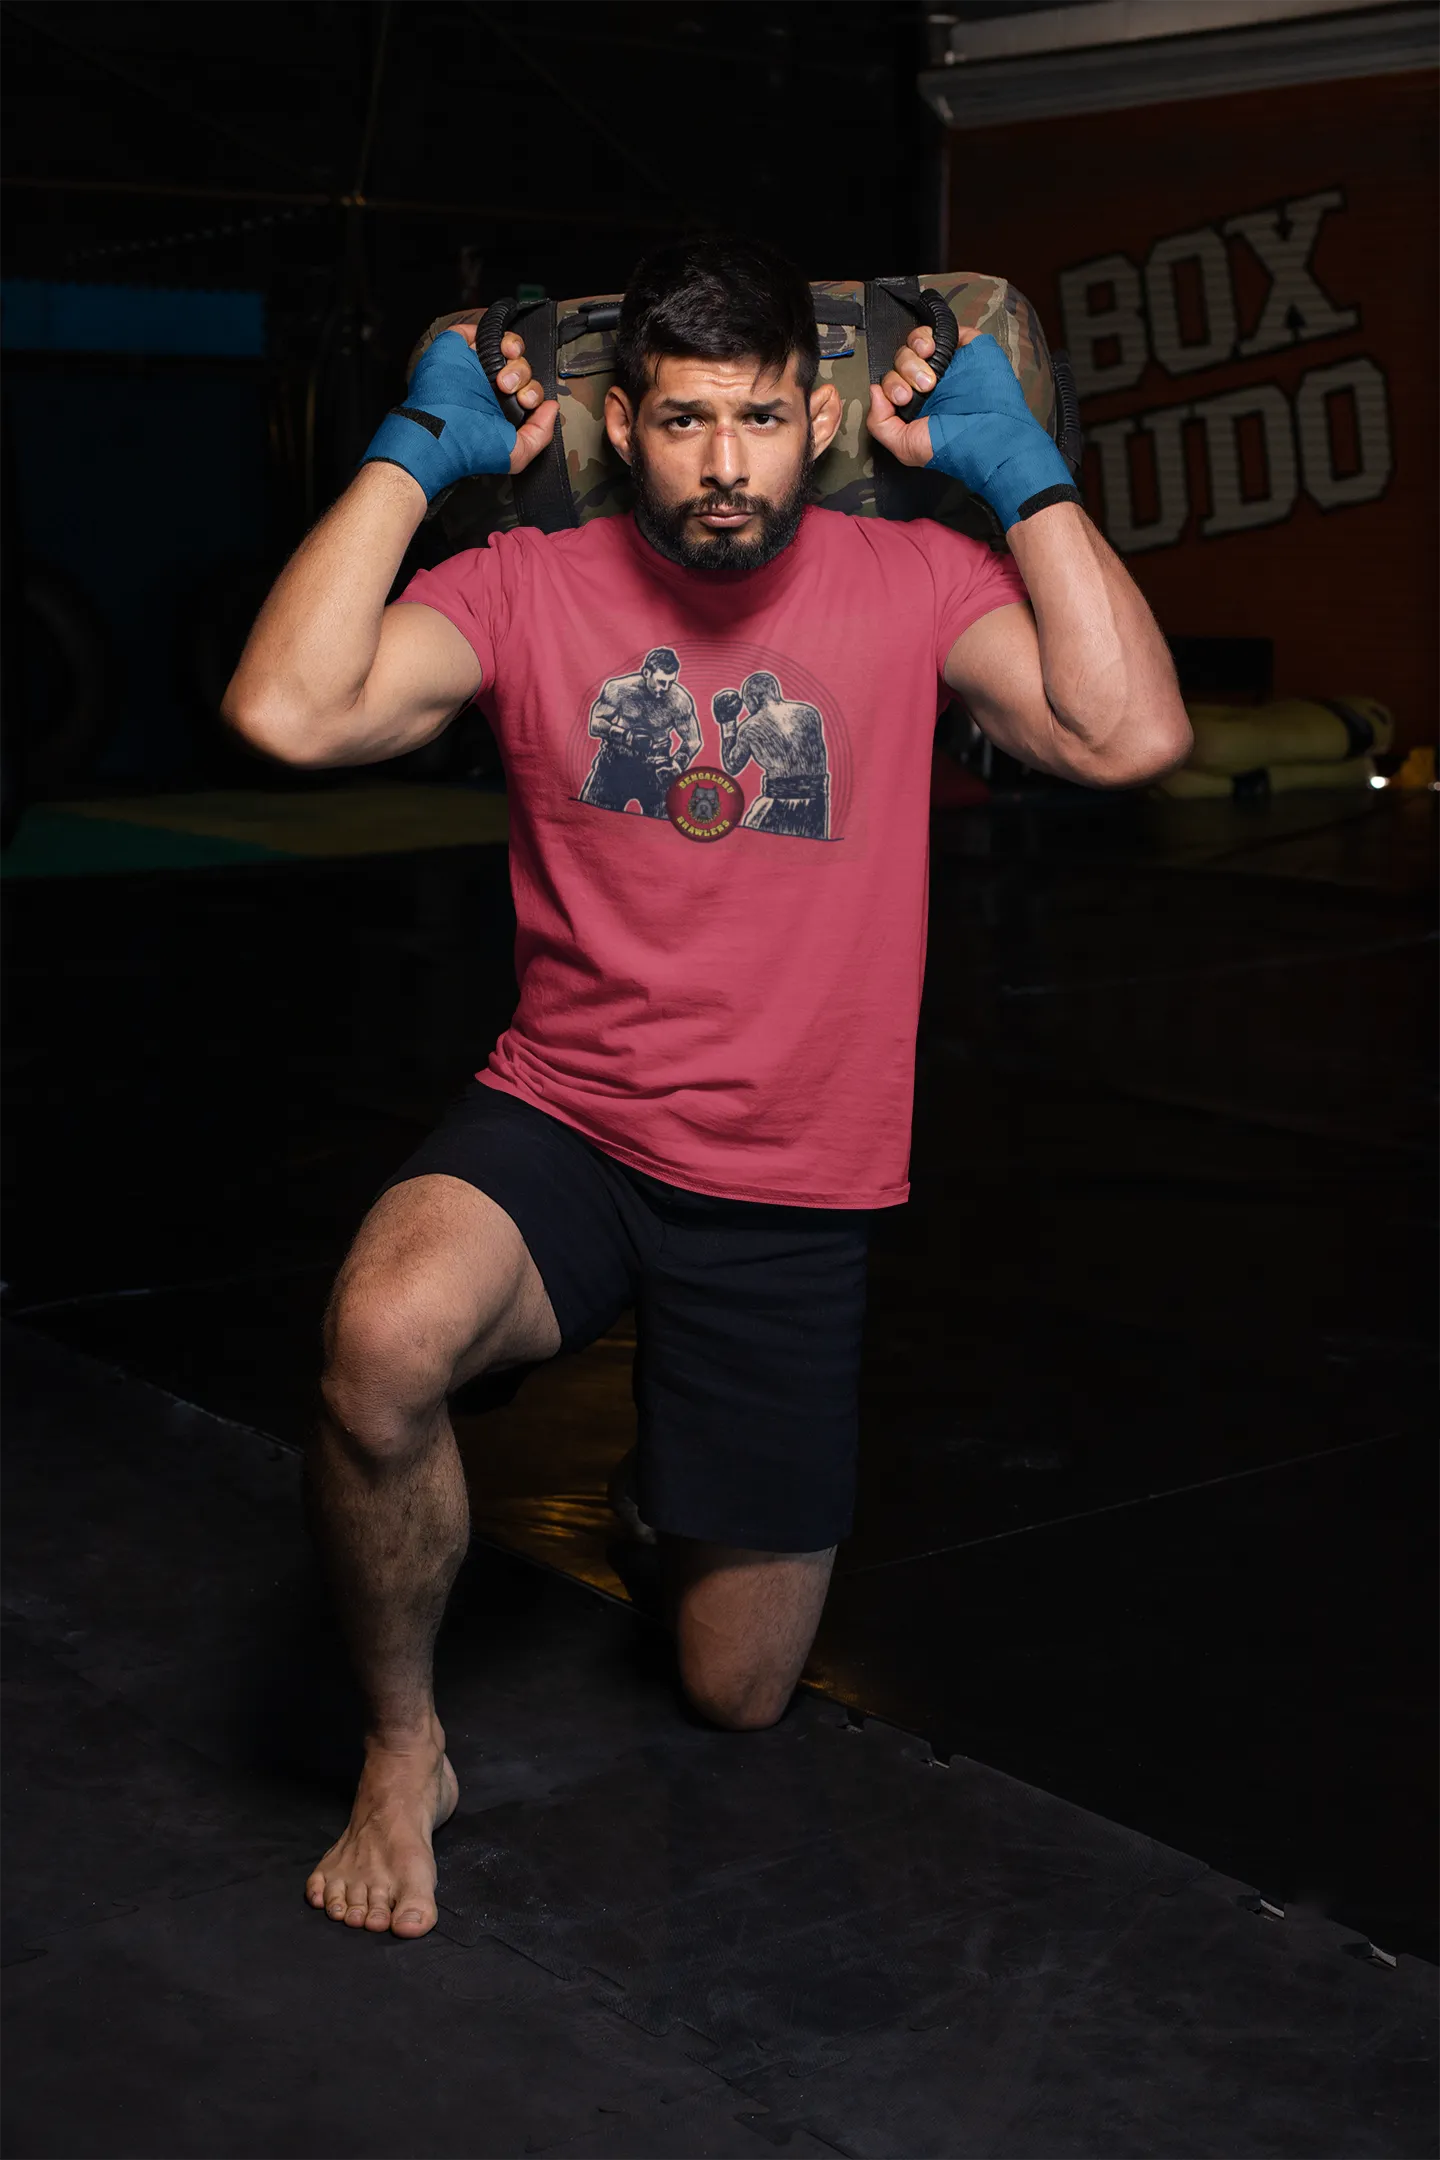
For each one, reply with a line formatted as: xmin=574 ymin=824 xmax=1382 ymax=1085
xmin=1129 ymin=703 xmax=1193 ymax=786
xmin=1086 ymin=701 xmax=1193 ymax=790
xmin=220 ymin=684 xmax=340 ymax=769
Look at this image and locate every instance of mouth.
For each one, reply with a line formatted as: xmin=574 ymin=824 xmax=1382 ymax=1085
xmin=694 ymin=507 xmax=756 ymax=529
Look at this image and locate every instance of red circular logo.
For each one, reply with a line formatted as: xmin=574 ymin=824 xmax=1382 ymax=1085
xmin=666 ymin=766 xmax=743 ymax=842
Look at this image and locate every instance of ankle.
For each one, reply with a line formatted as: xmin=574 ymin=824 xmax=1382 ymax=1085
xmin=365 ymin=1714 xmax=446 ymax=1760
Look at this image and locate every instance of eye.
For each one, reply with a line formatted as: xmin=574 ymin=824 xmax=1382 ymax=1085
xmin=665 ymin=415 xmax=700 ymax=432
xmin=747 ymin=413 xmax=779 ymax=428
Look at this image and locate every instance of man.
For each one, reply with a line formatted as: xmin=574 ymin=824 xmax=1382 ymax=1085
xmin=225 ymin=237 xmax=1190 ymax=1941
xmin=578 ymin=644 xmax=700 ymax=816
xmin=714 ymin=670 xmax=831 ymax=840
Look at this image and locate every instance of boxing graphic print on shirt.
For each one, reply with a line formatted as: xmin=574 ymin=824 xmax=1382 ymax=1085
xmin=578 ymin=647 xmax=702 ymax=819
xmin=577 ymin=645 xmax=834 ymax=843
xmin=713 ymin=672 xmax=830 ymax=841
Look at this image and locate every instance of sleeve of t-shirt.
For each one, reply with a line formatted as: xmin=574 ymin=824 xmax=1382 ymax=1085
xmin=393 ymin=538 xmax=510 ymax=693
xmin=905 ymin=519 xmax=1031 ymax=677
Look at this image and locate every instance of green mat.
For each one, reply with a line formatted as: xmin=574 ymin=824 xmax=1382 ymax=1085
xmin=2 ymin=786 xmax=511 ymax=879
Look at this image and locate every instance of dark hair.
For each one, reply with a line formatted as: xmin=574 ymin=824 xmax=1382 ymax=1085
xmin=615 ymin=236 xmax=819 ymax=409
xmin=643 ymin=646 xmax=680 ymax=673
xmin=741 ymin=670 xmax=782 ymax=710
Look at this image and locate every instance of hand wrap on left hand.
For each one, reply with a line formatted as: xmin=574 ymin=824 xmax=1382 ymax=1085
xmin=923 ymin=334 xmax=1080 ymax=532
xmin=360 ymin=330 xmax=515 ymax=501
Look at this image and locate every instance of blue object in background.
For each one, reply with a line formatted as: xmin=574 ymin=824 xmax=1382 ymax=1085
xmin=1 ymin=281 xmax=265 ymax=358
xmin=3 ymin=278 xmax=270 ymax=784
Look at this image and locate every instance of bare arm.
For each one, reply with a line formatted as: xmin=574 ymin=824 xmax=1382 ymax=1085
xmin=943 ymin=504 xmax=1192 ymax=788
xmin=223 ymin=323 xmax=556 ymax=768
xmin=222 ymin=463 xmax=480 ymax=767
xmin=870 ymin=326 xmax=1192 ymax=789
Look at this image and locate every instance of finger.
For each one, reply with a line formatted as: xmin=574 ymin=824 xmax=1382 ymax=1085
xmin=516 ymin=378 xmax=543 ymax=410
xmin=891 ymin=348 xmax=935 ymax=396
xmin=508 ymin=398 xmax=559 ymax=474
xmin=907 ymin=326 xmax=936 ymax=359
xmin=499 ymin=330 xmax=526 ymax=360
xmin=865 ymin=384 xmax=931 ymax=469
xmin=496 ymin=352 xmax=533 ymax=395
xmin=881 ymin=368 xmax=914 ymax=407
xmin=445 ymin=323 xmax=477 ymax=350
xmin=953 ymin=325 xmax=981 ymax=347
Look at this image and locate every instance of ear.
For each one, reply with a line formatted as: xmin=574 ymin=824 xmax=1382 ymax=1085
xmin=808 ymin=379 xmax=842 ymax=459
xmin=605 ymin=385 xmax=635 ymax=466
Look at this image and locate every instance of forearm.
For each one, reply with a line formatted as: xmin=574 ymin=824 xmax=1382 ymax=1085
xmin=223 ymin=462 xmax=426 ymax=763
xmin=1007 ymin=504 xmax=1191 ymax=782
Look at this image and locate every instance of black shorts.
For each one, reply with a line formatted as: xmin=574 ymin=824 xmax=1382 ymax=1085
xmin=380 ymin=1083 xmax=870 ymax=1551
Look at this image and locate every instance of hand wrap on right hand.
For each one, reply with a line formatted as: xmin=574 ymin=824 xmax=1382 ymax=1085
xmin=361 ymin=331 xmax=515 ymax=501
xmin=923 ymin=333 xmax=1080 ymax=532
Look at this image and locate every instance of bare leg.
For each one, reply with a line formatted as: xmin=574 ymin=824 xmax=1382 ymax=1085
xmin=305 ymin=1174 xmax=560 ymax=1937
xmin=667 ymin=1540 xmax=837 ymax=1731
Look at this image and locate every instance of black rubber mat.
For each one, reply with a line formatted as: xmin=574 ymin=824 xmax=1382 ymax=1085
xmin=4 ymin=1325 xmax=1434 ymax=2160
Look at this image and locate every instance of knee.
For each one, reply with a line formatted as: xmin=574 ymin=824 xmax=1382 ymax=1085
xmin=321 ymin=1286 xmax=458 ymax=1461
xmin=681 ymin=1668 xmax=792 ymax=1734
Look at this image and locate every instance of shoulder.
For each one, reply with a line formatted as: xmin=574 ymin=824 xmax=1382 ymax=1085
xmin=875 ymin=517 xmax=1005 ymax=573
xmin=800 ymin=506 xmax=1002 ymax=572
xmin=483 ymin=515 xmax=622 ymax=570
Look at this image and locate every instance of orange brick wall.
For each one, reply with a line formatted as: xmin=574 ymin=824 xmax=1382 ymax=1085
xmin=945 ymin=68 xmax=1437 ymax=746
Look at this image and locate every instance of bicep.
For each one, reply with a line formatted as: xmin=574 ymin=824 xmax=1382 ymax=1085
xmin=942 ymin=600 xmax=1071 ymax=777
xmin=358 ymin=601 xmax=484 ymax=760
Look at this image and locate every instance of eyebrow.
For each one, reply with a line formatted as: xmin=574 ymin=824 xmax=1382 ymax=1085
xmin=653 ymin=396 xmax=787 ymax=416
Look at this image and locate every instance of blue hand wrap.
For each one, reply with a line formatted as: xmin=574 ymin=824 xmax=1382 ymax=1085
xmin=923 ymin=333 xmax=1079 ymax=532
xmin=361 ymin=330 xmax=515 ymax=501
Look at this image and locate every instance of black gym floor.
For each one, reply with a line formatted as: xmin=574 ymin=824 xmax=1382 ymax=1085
xmin=3 ymin=781 xmax=1436 ymax=2158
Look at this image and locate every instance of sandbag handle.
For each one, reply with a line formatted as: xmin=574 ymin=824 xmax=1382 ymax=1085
xmin=1049 ymin=348 xmax=1084 ymax=474
xmin=917 ymin=288 xmax=959 ymax=376
xmin=475 ymin=296 xmax=531 ymax=427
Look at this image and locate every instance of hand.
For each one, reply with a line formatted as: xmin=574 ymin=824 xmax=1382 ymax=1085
xmin=868 ymin=327 xmax=1077 ymax=531
xmin=712 ymin=688 xmax=745 ymax=728
xmin=451 ymin=319 xmax=558 ymax=478
xmin=865 ymin=324 xmax=980 ymax=471
xmin=360 ymin=321 xmax=558 ymax=500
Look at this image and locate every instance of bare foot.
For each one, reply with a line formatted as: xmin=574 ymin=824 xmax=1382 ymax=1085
xmin=306 ymin=1726 xmax=459 ymax=1938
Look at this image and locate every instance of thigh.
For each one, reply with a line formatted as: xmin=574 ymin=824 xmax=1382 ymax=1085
xmin=330 ymin=1086 xmax=644 ymax=1409
xmin=633 ymin=1206 xmax=870 ymax=1553
xmin=667 ymin=1540 xmax=836 ymax=1731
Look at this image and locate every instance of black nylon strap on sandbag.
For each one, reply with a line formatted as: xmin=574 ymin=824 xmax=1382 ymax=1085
xmin=507 ymin=300 xmax=578 ymax=534
xmin=865 ymin=276 xmax=949 ymax=523
xmin=476 ymin=297 xmax=577 ymax=534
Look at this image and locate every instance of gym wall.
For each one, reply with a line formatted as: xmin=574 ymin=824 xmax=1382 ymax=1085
xmin=943 ymin=65 xmax=1436 ymax=749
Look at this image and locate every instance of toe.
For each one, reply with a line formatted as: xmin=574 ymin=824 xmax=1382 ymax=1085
xmin=392 ymin=1892 xmax=436 ymax=1938
xmin=325 ymin=1880 xmax=350 ymax=1920
xmin=365 ymin=1896 xmax=394 ymax=1932
xmin=344 ymin=1886 xmax=370 ymax=1927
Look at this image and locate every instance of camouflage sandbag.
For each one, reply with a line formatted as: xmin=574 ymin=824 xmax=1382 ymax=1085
xmin=406 ymin=275 xmax=1080 ymax=561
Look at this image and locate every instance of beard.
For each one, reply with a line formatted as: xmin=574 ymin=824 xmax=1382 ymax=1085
xmin=630 ymin=433 xmax=814 ymax=573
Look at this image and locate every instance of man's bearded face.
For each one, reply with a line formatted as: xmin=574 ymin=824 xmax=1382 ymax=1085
xmin=623 ymin=353 xmax=816 ymax=574
xmin=630 ymin=431 xmax=813 ymax=573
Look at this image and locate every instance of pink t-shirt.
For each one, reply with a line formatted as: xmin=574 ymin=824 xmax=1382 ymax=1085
xmin=400 ymin=507 xmax=1026 ymax=1208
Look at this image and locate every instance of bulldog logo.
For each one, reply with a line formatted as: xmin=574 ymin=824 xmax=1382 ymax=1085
xmin=665 ymin=766 xmax=743 ymax=842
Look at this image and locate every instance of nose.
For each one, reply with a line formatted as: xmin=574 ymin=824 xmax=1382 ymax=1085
xmin=701 ymin=424 xmax=748 ymax=495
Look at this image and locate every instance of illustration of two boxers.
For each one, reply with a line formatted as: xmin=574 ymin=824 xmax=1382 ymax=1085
xmin=579 ymin=647 xmax=830 ymax=841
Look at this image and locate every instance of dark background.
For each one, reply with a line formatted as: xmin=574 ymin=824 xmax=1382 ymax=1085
xmin=2 ymin=0 xmax=1435 ymax=1990
xmin=0 ymin=0 xmax=1104 ymax=789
